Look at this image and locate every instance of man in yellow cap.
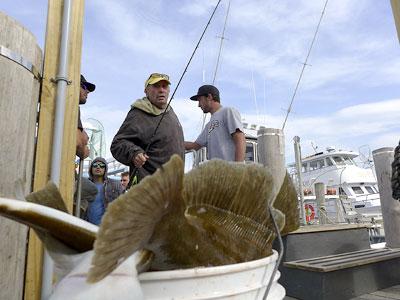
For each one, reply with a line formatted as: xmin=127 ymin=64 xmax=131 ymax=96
xmin=111 ymin=73 xmax=184 ymax=185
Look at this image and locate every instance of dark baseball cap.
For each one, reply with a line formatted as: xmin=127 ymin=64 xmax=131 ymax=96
xmin=80 ymin=75 xmax=96 ymax=92
xmin=190 ymin=85 xmax=219 ymax=101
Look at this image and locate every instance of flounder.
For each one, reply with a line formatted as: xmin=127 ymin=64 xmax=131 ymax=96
xmin=0 ymin=154 xmax=299 ymax=287
xmin=88 ymin=154 xmax=299 ymax=282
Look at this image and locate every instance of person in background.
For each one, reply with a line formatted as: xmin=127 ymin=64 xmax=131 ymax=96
xmin=86 ymin=157 xmax=124 ymax=225
xmin=111 ymin=73 xmax=185 ymax=184
xmin=74 ymin=75 xmax=97 ymax=218
xmin=185 ymin=84 xmax=246 ymax=162
xmin=76 ymin=75 xmax=95 ymax=159
xmin=120 ymin=171 xmax=130 ymax=192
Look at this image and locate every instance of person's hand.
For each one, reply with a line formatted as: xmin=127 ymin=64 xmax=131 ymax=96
xmin=133 ymin=153 xmax=149 ymax=168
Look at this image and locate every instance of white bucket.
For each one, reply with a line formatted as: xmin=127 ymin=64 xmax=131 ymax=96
xmin=138 ymin=250 xmax=285 ymax=300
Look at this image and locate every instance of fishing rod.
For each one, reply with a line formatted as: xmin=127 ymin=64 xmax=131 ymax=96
xmin=281 ymin=0 xmax=329 ymax=131
xmin=127 ymin=0 xmax=222 ymax=189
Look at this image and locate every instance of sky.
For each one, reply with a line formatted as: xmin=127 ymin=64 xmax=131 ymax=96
xmin=2 ymin=0 xmax=400 ymax=166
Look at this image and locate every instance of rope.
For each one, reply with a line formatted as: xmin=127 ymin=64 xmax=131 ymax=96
xmin=392 ymin=140 xmax=400 ymax=200
xmin=263 ymin=202 xmax=284 ymax=300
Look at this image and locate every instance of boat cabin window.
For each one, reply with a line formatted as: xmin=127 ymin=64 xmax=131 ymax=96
xmin=332 ymin=156 xmax=346 ymax=166
xmin=302 ymin=163 xmax=307 ymax=172
xmin=309 ymin=160 xmax=318 ymax=171
xmin=309 ymin=159 xmax=325 ymax=171
xmin=351 ymin=186 xmax=364 ymax=195
xmin=365 ymin=186 xmax=375 ymax=194
xmin=245 ymin=142 xmax=256 ymax=163
xmin=325 ymin=158 xmax=333 ymax=166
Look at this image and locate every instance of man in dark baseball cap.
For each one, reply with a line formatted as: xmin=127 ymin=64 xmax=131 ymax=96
xmin=76 ymin=74 xmax=96 ymax=159
xmin=190 ymin=85 xmax=219 ymax=101
xmin=80 ymin=74 xmax=96 ymax=93
xmin=185 ymin=84 xmax=245 ymax=162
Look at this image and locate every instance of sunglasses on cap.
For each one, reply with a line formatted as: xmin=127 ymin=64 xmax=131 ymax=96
xmin=92 ymin=162 xmax=106 ymax=169
xmin=147 ymin=73 xmax=169 ymax=81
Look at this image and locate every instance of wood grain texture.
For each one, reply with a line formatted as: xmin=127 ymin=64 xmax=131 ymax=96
xmin=24 ymin=1 xmax=85 ymax=299
xmin=0 ymin=11 xmax=42 ymax=300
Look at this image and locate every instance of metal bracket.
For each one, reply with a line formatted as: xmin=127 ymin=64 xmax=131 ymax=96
xmin=50 ymin=76 xmax=72 ymax=85
xmin=0 ymin=45 xmax=42 ymax=80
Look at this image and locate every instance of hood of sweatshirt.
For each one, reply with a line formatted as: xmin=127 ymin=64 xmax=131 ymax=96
xmin=131 ymin=97 xmax=170 ymax=116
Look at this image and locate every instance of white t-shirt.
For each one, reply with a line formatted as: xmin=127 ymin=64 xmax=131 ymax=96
xmin=195 ymin=106 xmax=243 ymax=161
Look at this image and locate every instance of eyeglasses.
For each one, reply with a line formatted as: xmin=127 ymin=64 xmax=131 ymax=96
xmin=92 ymin=163 xmax=106 ymax=169
xmin=81 ymin=83 xmax=89 ymax=91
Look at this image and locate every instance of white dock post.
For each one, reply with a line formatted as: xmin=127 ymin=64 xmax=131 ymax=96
xmin=257 ymin=128 xmax=286 ymax=203
xmin=315 ymin=182 xmax=327 ymax=224
xmin=293 ymin=136 xmax=307 ymax=225
xmin=372 ymin=147 xmax=400 ymax=248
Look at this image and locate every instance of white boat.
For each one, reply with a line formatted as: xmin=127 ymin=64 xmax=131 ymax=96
xmin=288 ymin=146 xmax=382 ymax=223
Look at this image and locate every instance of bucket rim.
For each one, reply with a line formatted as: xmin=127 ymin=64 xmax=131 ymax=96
xmin=139 ymin=250 xmax=278 ymax=281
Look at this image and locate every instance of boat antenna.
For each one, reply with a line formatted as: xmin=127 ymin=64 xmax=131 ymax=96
xmin=201 ymin=0 xmax=231 ymax=131
xmin=251 ymin=68 xmax=260 ymax=122
xmin=212 ymin=0 xmax=231 ymax=83
xmin=127 ymin=0 xmax=222 ymax=189
xmin=281 ymin=0 xmax=329 ymax=131
xmin=263 ymin=77 xmax=267 ymax=124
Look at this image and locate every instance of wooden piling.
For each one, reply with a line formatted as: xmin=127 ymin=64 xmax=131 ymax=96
xmin=0 ymin=12 xmax=43 ymax=300
xmin=257 ymin=128 xmax=286 ymax=203
xmin=315 ymin=182 xmax=327 ymax=224
xmin=372 ymin=147 xmax=400 ymax=248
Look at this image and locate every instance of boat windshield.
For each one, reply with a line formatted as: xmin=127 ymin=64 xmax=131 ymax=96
xmin=343 ymin=156 xmax=355 ymax=165
xmin=332 ymin=155 xmax=355 ymax=166
xmin=332 ymin=156 xmax=346 ymax=166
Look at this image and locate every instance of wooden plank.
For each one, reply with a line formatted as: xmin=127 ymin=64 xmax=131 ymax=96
xmin=353 ymin=295 xmax=393 ymax=300
xmin=286 ymin=248 xmax=389 ymax=265
xmin=290 ymin=223 xmax=370 ymax=234
xmin=0 ymin=11 xmax=42 ymax=300
xmin=372 ymin=290 xmax=400 ymax=299
xmin=284 ymin=248 xmax=400 ymax=272
xmin=351 ymin=285 xmax=400 ymax=300
xmin=24 ymin=1 xmax=84 ymax=299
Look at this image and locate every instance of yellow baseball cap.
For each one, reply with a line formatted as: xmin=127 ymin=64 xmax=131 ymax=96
xmin=145 ymin=73 xmax=171 ymax=88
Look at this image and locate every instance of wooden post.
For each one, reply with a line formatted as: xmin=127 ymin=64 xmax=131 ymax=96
xmin=24 ymin=1 xmax=84 ymax=299
xmin=391 ymin=0 xmax=400 ymax=43
xmin=257 ymin=128 xmax=285 ymax=203
xmin=0 ymin=12 xmax=43 ymax=300
xmin=372 ymin=147 xmax=400 ymax=248
xmin=315 ymin=182 xmax=327 ymax=224
xmin=293 ymin=136 xmax=307 ymax=225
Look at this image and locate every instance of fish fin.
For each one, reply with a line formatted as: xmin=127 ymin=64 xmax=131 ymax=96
xmin=26 ymin=181 xmax=69 ymax=213
xmin=183 ymin=160 xmax=274 ymax=226
xmin=273 ymin=172 xmax=300 ymax=235
xmin=186 ymin=205 xmax=276 ymax=262
xmin=0 ymin=197 xmax=97 ymax=252
xmin=87 ymin=154 xmax=184 ymax=283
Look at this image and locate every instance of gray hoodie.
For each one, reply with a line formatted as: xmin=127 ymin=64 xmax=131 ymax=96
xmin=88 ymin=157 xmax=124 ymax=208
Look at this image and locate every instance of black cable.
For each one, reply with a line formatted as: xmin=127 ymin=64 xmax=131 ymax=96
xmin=263 ymin=202 xmax=284 ymax=300
xmin=127 ymin=0 xmax=222 ymax=189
